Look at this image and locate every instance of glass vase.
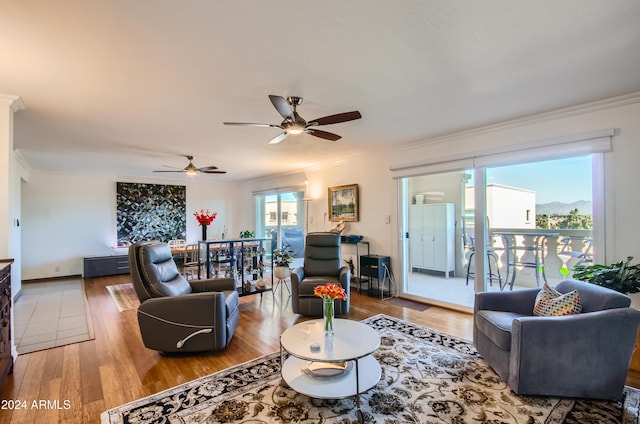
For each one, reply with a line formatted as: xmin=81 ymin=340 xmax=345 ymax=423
xmin=323 ymin=297 xmax=334 ymax=337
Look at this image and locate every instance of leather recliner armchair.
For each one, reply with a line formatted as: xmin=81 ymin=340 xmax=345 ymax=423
xmin=290 ymin=232 xmax=350 ymax=316
xmin=474 ymin=279 xmax=640 ymax=400
xmin=128 ymin=241 xmax=240 ymax=353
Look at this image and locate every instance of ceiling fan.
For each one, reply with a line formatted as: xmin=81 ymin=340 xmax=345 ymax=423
xmin=153 ymin=155 xmax=226 ymax=176
xmin=224 ymin=95 xmax=362 ymax=145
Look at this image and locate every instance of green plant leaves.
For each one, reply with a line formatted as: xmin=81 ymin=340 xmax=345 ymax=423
xmin=572 ymin=256 xmax=640 ymax=294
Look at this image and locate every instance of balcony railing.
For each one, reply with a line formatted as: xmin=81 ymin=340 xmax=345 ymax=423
xmin=466 ymin=229 xmax=593 ymax=288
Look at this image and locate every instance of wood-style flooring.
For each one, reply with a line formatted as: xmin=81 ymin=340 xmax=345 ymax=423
xmin=1 ymin=274 xmax=638 ymax=423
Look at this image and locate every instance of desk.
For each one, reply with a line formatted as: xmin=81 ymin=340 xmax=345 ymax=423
xmin=493 ymin=231 xmax=559 ymax=291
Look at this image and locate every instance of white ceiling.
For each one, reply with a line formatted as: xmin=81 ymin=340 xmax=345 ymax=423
xmin=2 ymin=1 xmax=640 ymax=182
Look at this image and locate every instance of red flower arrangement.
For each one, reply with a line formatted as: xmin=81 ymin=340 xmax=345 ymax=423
xmin=313 ymin=283 xmax=347 ymax=301
xmin=193 ymin=209 xmax=217 ymax=226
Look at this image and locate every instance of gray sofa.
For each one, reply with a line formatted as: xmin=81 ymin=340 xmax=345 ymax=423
xmin=129 ymin=241 xmax=239 ymax=353
xmin=474 ymin=279 xmax=640 ymax=400
xmin=290 ymin=232 xmax=350 ymax=316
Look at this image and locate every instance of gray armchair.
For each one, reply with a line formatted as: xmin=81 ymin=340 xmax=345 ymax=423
xmin=128 ymin=241 xmax=239 ymax=353
xmin=290 ymin=232 xmax=350 ymax=316
xmin=474 ymin=279 xmax=640 ymax=400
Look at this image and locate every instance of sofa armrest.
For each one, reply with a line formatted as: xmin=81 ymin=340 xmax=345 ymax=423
xmin=189 ymin=277 xmax=235 ymax=293
xmin=474 ymin=288 xmax=540 ymax=316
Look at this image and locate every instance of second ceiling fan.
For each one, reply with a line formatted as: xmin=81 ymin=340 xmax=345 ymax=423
xmin=224 ymin=95 xmax=361 ymax=145
xmin=153 ymin=155 xmax=226 ymax=175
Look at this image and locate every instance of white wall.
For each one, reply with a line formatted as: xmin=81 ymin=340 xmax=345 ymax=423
xmin=21 ymin=171 xmax=240 ymax=280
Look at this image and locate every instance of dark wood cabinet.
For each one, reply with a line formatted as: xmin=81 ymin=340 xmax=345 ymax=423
xmin=360 ymin=255 xmax=392 ymax=298
xmin=360 ymin=255 xmax=390 ymax=280
xmin=0 ymin=259 xmax=13 ymax=393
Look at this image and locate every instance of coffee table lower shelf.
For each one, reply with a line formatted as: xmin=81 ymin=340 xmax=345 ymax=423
xmin=281 ymin=355 xmax=381 ymax=399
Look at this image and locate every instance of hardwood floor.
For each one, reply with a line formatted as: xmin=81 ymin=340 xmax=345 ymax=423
xmin=1 ymin=275 xmax=473 ymax=423
xmin=1 ymin=274 xmax=638 ymax=423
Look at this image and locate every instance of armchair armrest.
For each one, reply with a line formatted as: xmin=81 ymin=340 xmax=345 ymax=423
xmin=339 ymin=266 xmax=350 ymax=285
xmin=290 ymin=267 xmax=305 ymax=297
xmin=509 ymin=307 xmax=640 ymax=398
xmin=474 ymin=288 xmax=540 ymax=316
xmin=139 ymin=292 xmax=227 ymax=326
xmin=137 ymin=292 xmax=228 ymax=352
xmin=189 ymin=277 xmax=235 ymax=293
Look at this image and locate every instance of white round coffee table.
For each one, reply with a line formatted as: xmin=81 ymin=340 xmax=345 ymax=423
xmin=280 ymin=318 xmax=381 ymax=422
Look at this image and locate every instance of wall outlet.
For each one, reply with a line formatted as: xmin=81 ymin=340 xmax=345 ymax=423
xmin=55 ymin=266 xmax=61 ymax=273
xmin=385 ymin=215 xmax=391 ymax=224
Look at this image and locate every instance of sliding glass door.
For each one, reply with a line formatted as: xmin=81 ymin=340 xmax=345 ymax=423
xmin=256 ymin=190 xmax=305 ymax=262
xmin=400 ymin=154 xmax=597 ymax=311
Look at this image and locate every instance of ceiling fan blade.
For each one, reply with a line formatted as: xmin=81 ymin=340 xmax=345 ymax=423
xmin=198 ymin=165 xmax=218 ymax=172
xmin=306 ymin=129 xmax=342 ymax=141
xmin=307 ymin=111 xmax=362 ymax=126
xmin=269 ymin=95 xmax=293 ymax=119
xmin=223 ymin=122 xmax=281 ymax=128
xmin=201 ymin=169 xmax=227 ymax=174
xmin=152 ymin=170 xmax=184 ymax=173
xmin=268 ymin=132 xmax=289 ymax=145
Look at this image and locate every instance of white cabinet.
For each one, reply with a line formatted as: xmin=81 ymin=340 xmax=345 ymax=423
xmin=410 ymin=203 xmax=455 ymax=277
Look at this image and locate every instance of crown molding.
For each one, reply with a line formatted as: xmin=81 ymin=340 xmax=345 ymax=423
xmin=12 ymin=149 xmax=32 ymax=173
xmin=387 ymin=91 xmax=640 ymax=154
xmin=0 ymin=94 xmax=25 ymax=112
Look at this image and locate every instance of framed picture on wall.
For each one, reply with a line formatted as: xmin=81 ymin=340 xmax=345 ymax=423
xmin=328 ymin=184 xmax=359 ymax=222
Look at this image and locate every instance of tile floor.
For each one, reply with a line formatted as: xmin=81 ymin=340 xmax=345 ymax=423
xmin=13 ymin=277 xmax=92 ymax=354
xmin=403 ymin=270 xmax=563 ymax=311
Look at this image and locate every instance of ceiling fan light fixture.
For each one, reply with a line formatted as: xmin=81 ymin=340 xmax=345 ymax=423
xmin=286 ymin=126 xmax=304 ymax=135
xmin=185 ymin=169 xmax=197 ymax=176
xmin=224 ymin=95 xmax=361 ymax=144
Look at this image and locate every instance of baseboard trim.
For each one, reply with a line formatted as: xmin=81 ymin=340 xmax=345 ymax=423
xmin=22 ymin=274 xmax=83 ymax=284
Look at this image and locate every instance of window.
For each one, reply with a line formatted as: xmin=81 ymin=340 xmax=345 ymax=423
xmin=256 ymin=191 xmax=305 ymax=260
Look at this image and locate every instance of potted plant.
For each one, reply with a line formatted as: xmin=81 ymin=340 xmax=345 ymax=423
xmin=272 ymin=244 xmax=295 ymax=279
xmin=239 ymin=230 xmax=255 ymax=239
xmin=572 ymin=256 xmax=640 ymax=294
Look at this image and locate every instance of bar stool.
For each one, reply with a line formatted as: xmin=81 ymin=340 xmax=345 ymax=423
xmin=465 ymin=234 xmax=502 ymax=287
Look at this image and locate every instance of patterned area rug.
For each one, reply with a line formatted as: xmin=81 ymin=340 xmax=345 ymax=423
xmin=100 ymin=314 xmax=640 ymax=423
xmin=106 ymin=283 xmax=140 ymax=312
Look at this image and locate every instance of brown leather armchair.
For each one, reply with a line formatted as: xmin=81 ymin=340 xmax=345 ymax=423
xmin=128 ymin=241 xmax=239 ymax=353
xmin=290 ymin=232 xmax=350 ymax=316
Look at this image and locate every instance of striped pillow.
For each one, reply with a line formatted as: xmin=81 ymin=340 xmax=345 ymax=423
xmin=533 ymin=283 xmax=582 ymax=316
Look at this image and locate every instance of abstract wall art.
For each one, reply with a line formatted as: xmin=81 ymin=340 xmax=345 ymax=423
xmin=116 ymin=182 xmax=186 ymax=246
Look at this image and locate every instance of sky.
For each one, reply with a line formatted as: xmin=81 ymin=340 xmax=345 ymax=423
xmin=484 ymin=156 xmax=592 ymax=204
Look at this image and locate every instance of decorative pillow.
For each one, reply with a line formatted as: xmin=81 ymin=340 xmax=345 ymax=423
xmin=533 ymin=283 xmax=582 ymax=316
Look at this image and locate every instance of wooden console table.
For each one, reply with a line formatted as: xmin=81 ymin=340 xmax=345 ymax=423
xmin=0 ymin=259 xmax=14 ymax=394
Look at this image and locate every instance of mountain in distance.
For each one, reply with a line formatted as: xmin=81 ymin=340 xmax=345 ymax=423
xmin=536 ymin=200 xmax=592 ymax=216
